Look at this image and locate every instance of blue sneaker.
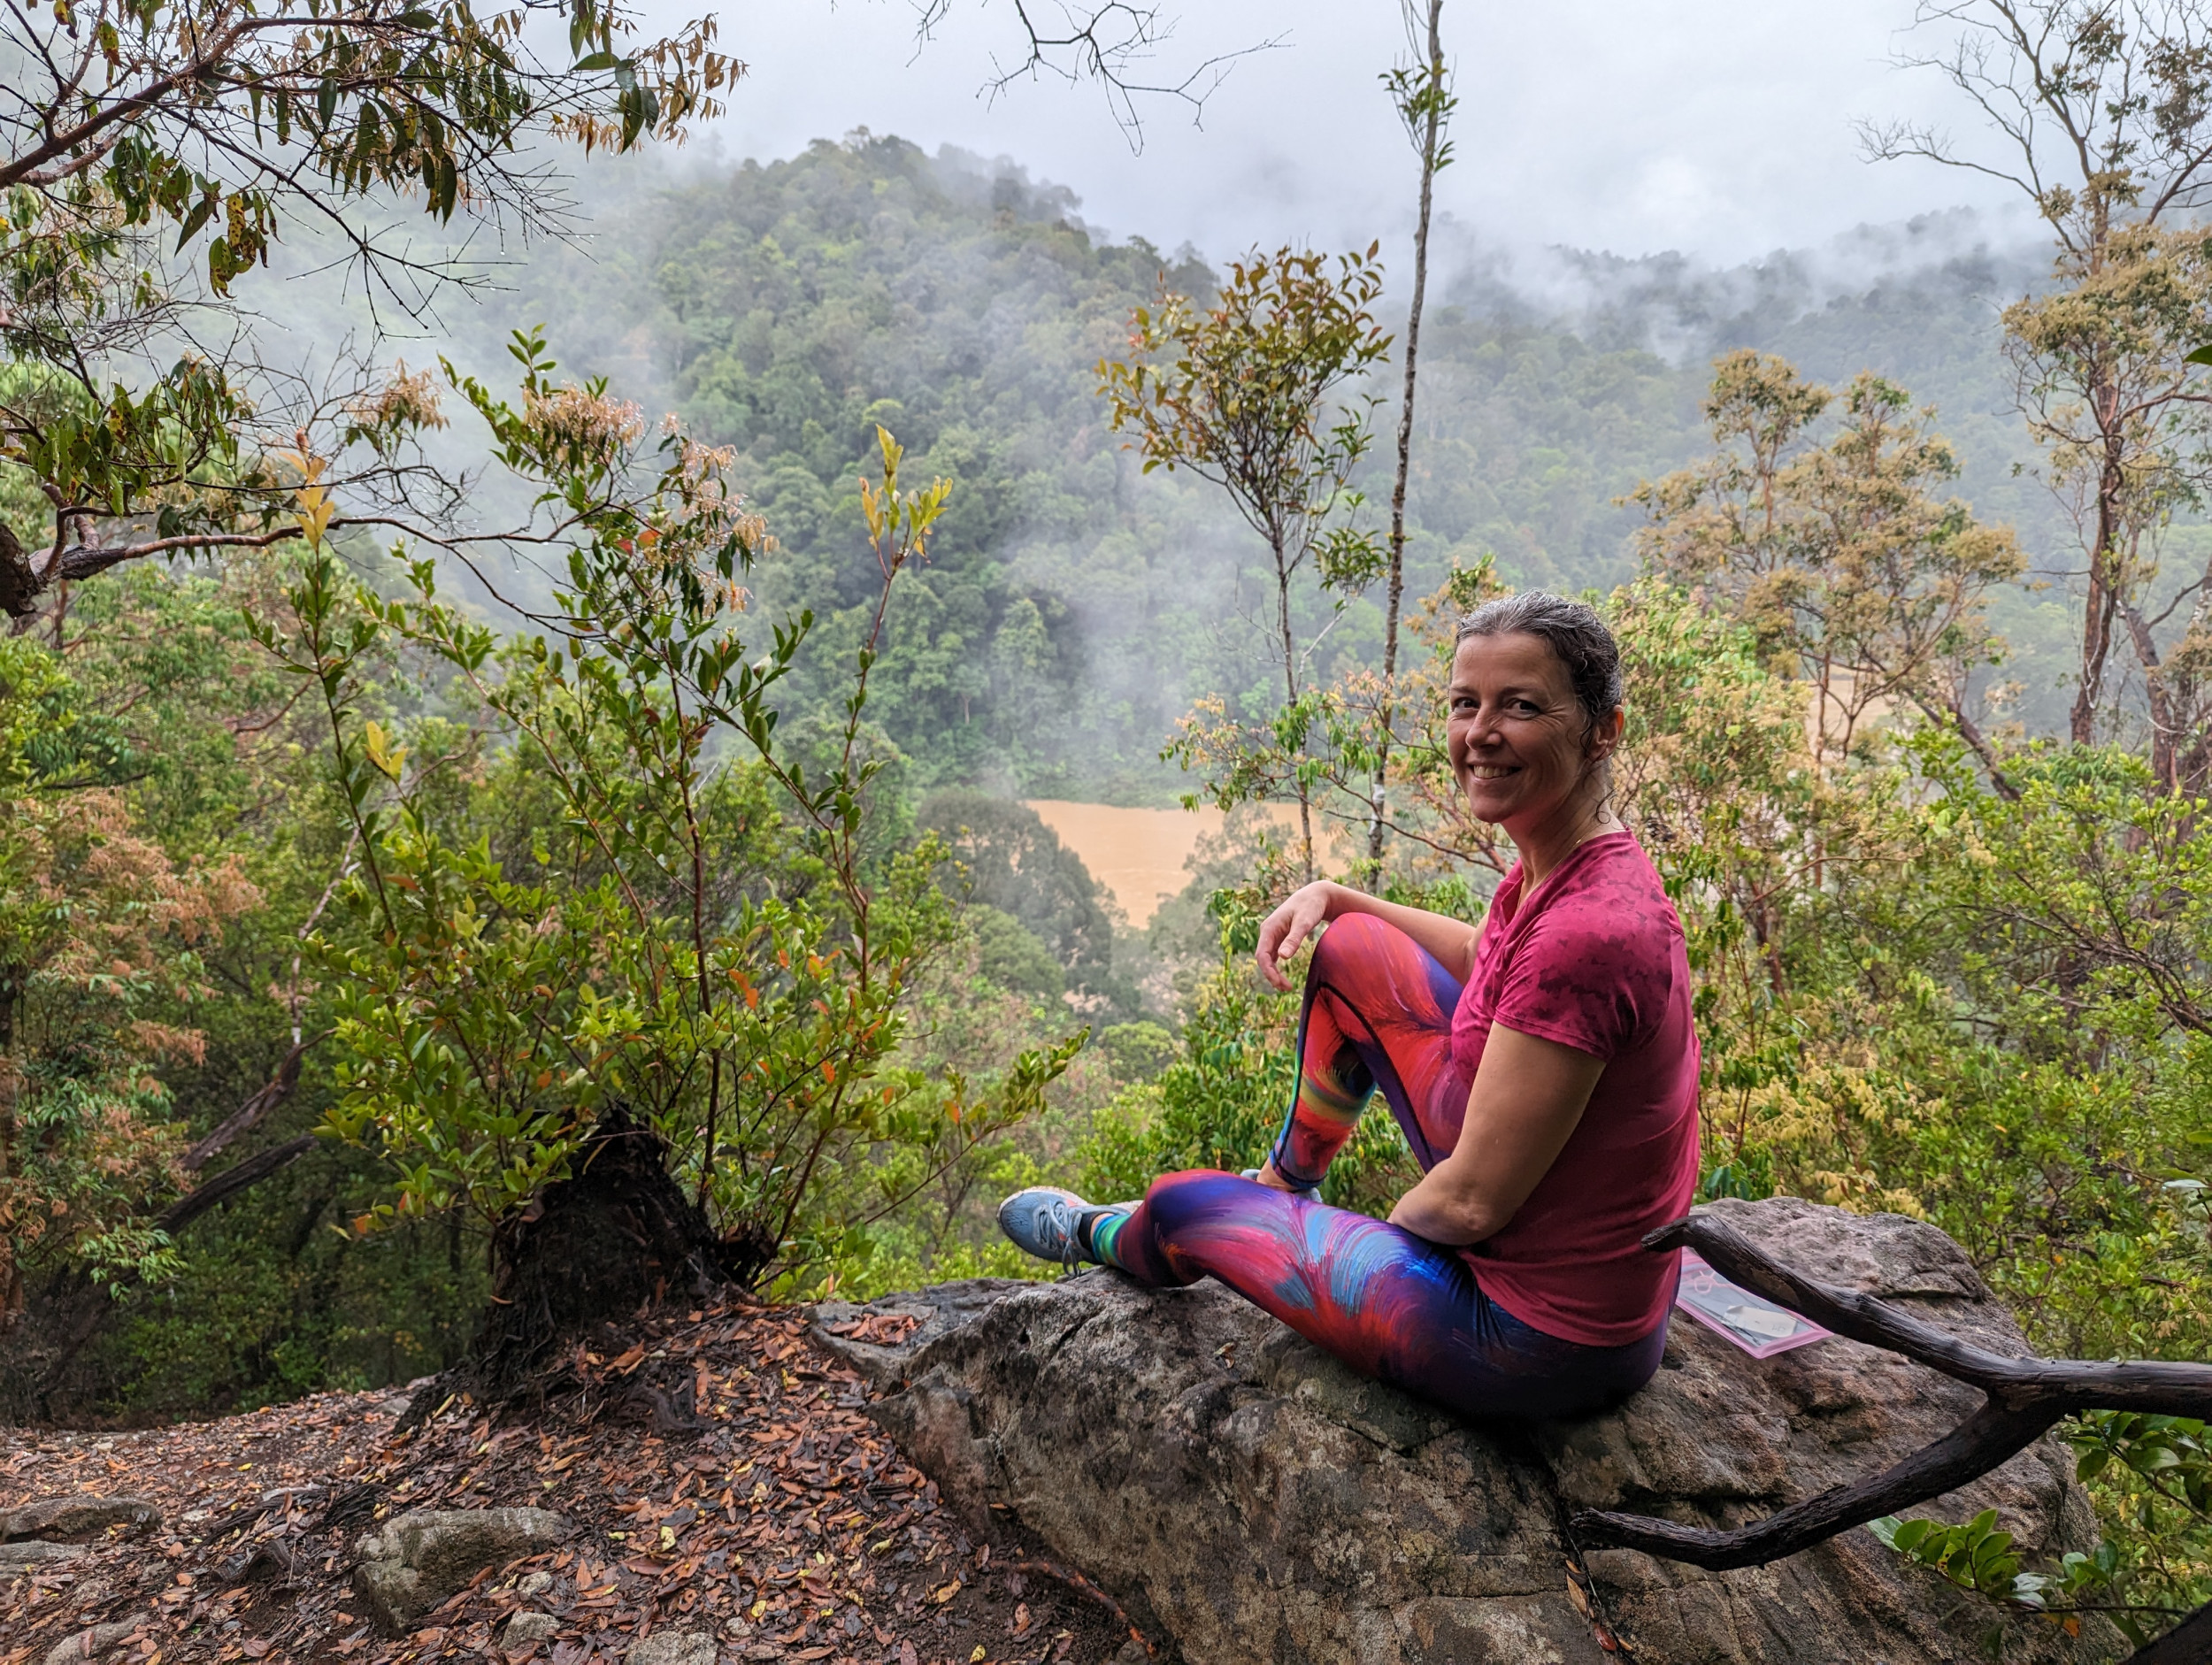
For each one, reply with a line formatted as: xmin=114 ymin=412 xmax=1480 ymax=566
xmin=997 ymin=1186 xmax=1116 ymax=1270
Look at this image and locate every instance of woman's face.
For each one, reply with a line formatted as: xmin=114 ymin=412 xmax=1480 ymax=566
xmin=1446 ymin=631 xmax=1618 ymax=837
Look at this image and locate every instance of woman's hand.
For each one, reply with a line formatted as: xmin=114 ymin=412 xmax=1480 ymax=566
xmin=1255 ymin=881 xmax=1339 ymax=991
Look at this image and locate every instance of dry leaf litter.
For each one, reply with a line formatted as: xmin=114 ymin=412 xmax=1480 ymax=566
xmin=3 ymin=1302 xmax=1146 ymax=1665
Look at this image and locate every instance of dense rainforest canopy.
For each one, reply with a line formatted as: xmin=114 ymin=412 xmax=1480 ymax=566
xmin=6 ymin=0 xmax=2212 ymax=1648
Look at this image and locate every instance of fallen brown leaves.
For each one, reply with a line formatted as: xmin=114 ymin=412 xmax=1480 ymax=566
xmin=1 ymin=1304 xmax=1139 ymax=1665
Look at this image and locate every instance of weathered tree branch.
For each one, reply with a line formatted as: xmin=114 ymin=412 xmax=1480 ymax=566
xmin=181 ymin=1033 xmax=320 ymax=1173
xmin=1571 ymin=1211 xmax=2212 ymax=1571
xmin=157 ymin=1134 xmax=318 ymax=1237
xmin=2129 ymin=1599 xmax=2212 ymax=1665
xmin=1576 ymin=1400 xmax=2062 ymax=1571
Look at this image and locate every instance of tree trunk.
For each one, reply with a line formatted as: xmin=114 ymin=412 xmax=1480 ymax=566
xmin=2071 ymin=417 xmax=2127 ymax=746
xmin=1275 ymin=536 xmax=1315 ymax=884
xmin=0 ymin=963 xmax=19 ymax=1331
xmin=181 ymin=1035 xmax=317 ymax=1172
xmin=470 ymin=1107 xmax=773 ymax=1393
xmin=1370 ymin=0 xmax=1448 ymax=868
xmin=2121 ymin=599 xmax=2179 ymax=791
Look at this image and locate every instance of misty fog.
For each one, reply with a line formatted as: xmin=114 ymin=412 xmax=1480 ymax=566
xmin=223 ymin=0 xmax=2137 ymax=800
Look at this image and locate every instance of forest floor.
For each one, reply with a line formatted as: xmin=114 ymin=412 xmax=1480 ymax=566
xmin=1 ymin=1301 xmax=1142 ymax=1665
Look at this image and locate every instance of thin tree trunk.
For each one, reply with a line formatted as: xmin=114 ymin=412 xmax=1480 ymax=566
xmin=2121 ymin=599 xmax=2178 ymax=790
xmin=156 ymin=1134 xmax=318 ymax=1236
xmin=1369 ymin=0 xmax=1449 ymax=869
xmin=1927 ymin=695 xmax=2021 ymax=802
xmin=2072 ymin=414 xmax=2126 ymax=747
xmin=181 ymin=1033 xmax=318 ymax=1171
xmin=1277 ymin=537 xmax=1314 ymax=883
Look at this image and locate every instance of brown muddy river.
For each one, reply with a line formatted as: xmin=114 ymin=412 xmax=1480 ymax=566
xmin=1025 ymin=801 xmax=1314 ymax=926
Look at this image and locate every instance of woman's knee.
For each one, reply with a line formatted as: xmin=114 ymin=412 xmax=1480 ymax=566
xmin=1310 ymin=909 xmax=1398 ymax=983
xmin=1140 ymin=1168 xmax=1254 ymax=1236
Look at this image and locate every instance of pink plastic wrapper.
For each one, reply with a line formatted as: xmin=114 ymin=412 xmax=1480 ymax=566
xmin=1673 ymin=1249 xmax=1832 ymax=1358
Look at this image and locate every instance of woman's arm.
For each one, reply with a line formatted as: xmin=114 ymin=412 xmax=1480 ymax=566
xmin=1385 ymin=1024 xmax=1604 ymax=1245
xmin=1254 ymin=880 xmax=1483 ymax=993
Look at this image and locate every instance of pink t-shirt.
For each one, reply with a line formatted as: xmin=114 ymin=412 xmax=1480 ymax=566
xmin=1449 ymin=831 xmax=1701 ymax=1347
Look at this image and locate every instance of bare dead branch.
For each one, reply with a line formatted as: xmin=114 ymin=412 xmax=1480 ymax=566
xmin=156 ymin=1133 xmax=318 ymax=1236
xmin=910 ymin=0 xmax=1279 ymax=149
xmin=1571 ymin=1211 xmax=2212 ymax=1569
xmin=181 ymin=1034 xmax=322 ymax=1173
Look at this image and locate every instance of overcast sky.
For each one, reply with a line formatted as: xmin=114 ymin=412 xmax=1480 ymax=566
xmin=650 ymin=0 xmax=2037 ymax=269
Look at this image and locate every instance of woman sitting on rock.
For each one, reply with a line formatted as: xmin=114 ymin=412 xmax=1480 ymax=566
xmin=996 ymin=593 xmax=1700 ymax=1421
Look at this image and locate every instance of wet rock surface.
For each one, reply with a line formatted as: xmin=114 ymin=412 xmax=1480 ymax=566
xmin=625 ymin=1630 xmax=716 ymax=1665
xmin=0 ymin=1495 xmax=161 ymax=1541
xmin=815 ymin=1198 xmax=2123 ymax=1665
xmin=0 ymin=1538 xmax=85 ymax=1575
xmin=351 ymin=1505 xmax=576 ymax=1633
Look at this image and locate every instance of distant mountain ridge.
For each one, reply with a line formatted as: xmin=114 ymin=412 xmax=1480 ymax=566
xmin=388 ymin=139 xmax=2088 ymax=787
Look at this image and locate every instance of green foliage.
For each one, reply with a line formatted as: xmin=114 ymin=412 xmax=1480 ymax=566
xmin=0 ymin=633 xmax=263 ymax=1316
xmin=1079 ymin=955 xmax=1294 ymax=1203
xmin=1870 ymin=1509 xmax=2030 ymax=1600
xmin=916 ymin=788 xmax=1132 ymax=1011
xmin=967 ymin=907 xmax=1066 ymax=1004
xmin=1633 ymin=351 xmax=2024 ymax=773
xmin=1869 ymin=1411 xmax=2212 ymax=1648
xmin=0 ymin=0 xmax=736 ymax=620
xmin=2060 ymin=1411 xmax=2212 ymax=1637
xmin=243 ymin=375 xmax=1086 ymax=1290
xmin=1095 ymin=1021 xmax=1176 ymax=1083
xmin=1075 ymin=930 xmax=1417 ymax=1222
xmin=487 ymin=136 xmax=2099 ymax=794
xmin=107 ymin=1144 xmax=489 ymax=1416
xmin=1103 ymin=242 xmax=1392 ymax=879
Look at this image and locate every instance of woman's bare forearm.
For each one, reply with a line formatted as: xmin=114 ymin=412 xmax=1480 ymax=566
xmin=1387 ymin=1025 xmax=1603 ymax=1246
xmin=1387 ymin=1168 xmax=1506 ymax=1245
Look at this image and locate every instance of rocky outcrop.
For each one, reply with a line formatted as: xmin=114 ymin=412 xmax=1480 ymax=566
xmin=0 ymin=1540 xmax=85 ymax=1577
xmin=815 ymin=1198 xmax=2121 ymax=1665
xmin=37 ymin=1621 xmax=144 ymax=1665
xmin=0 ymin=1496 xmax=160 ymax=1540
xmin=351 ymin=1507 xmax=576 ymax=1634
xmin=626 ymin=1633 xmax=716 ymax=1665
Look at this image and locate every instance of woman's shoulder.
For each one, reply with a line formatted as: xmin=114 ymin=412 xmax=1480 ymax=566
xmin=1489 ymin=834 xmax=1684 ymax=1054
xmin=1525 ymin=833 xmax=1682 ymax=955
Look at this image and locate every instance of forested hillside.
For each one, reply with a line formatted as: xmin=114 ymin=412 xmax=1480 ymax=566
xmin=10 ymin=10 xmax=2212 ymax=1636
xmin=0 ymin=129 xmax=2120 ymax=1418
xmin=457 ymin=135 xmax=2081 ymax=789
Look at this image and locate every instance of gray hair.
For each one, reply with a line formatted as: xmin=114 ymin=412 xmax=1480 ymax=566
xmin=1455 ymin=592 xmax=1624 ymax=734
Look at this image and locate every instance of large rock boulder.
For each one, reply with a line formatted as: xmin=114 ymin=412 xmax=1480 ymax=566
xmin=352 ymin=1507 xmax=575 ymax=1634
xmin=815 ymin=1198 xmax=2121 ymax=1665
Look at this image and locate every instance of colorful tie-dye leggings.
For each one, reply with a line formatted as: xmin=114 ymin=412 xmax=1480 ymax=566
xmin=1089 ymin=913 xmax=1664 ymax=1421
